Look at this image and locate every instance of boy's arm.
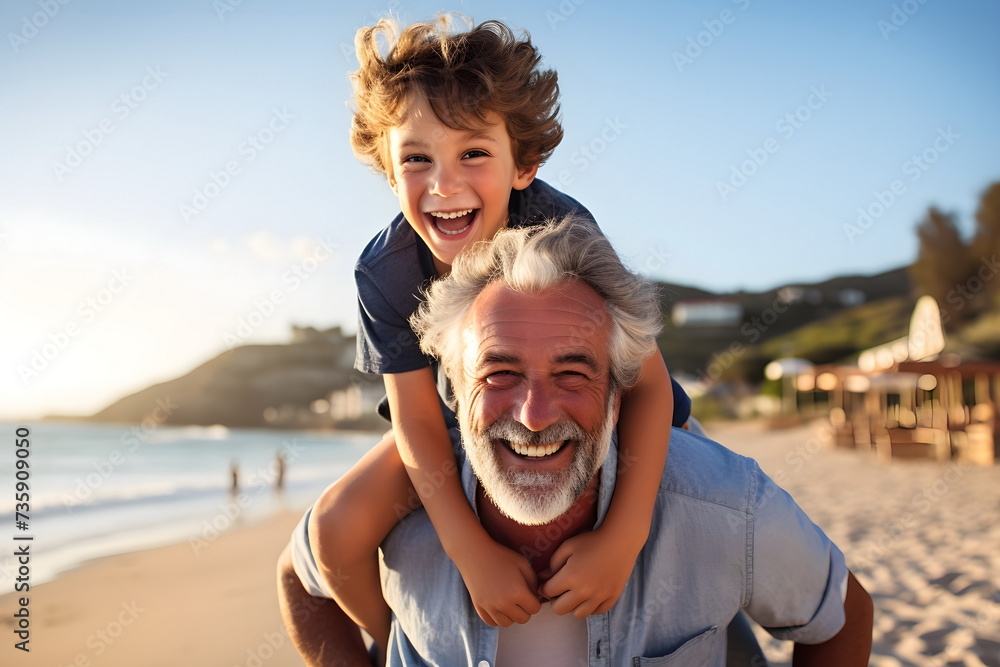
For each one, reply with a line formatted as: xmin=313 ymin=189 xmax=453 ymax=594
xmin=542 ymin=351 xmax=673 ymax=616
xmin=385 ymin=368 xmax=541 ymax=626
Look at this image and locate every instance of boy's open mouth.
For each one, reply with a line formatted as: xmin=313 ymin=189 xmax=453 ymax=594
xmin=429 ymin=209 xmax=478 ymax=236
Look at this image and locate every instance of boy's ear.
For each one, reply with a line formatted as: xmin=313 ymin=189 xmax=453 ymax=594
xmin=512 ymin=163 xmax=539 ymax=191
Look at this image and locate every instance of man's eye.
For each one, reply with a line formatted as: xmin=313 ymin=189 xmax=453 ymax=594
xmin=485 ymin=372 xmax=517 ymax=388
xmin=556 ymin=372 xmax=588 ymax=388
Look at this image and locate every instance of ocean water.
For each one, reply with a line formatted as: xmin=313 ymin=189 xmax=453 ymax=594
xmin=1 ymin=420 xmax=379 ymax=586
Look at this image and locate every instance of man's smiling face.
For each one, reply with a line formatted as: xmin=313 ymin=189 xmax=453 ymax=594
xmin=457 ymin=279 xmax=617 ymax=525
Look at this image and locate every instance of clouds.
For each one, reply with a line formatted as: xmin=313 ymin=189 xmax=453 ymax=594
xmin=0 ymin=220 xmax=346 ymax=419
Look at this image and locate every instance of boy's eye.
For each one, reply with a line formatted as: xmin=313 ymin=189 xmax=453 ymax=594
xmin=402 ymin=155 xmax=430 ymax=163
xmin=463 ymin=149 xmax=490 ymax=159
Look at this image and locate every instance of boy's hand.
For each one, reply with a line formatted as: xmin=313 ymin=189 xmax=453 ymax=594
xmin=539 ymin=526 xmax=640 ymax=618
xmin=452 ymin=537 xmax=541 ymax=627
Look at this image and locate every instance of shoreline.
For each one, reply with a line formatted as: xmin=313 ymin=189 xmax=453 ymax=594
xmin=0 ymin=509 xmax=308 ymax=667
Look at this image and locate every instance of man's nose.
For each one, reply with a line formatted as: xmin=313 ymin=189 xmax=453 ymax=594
xmin=429 ymin=164 xmax=462 ymax=197
xmin=515 ymin=381 xmax=561 ymax=433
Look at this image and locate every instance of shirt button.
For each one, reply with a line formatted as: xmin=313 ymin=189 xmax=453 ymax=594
xmin=477 ymin=661 xmax=490 ymax=667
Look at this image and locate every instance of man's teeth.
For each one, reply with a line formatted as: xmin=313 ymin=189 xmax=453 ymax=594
xmin=509 ymin=441 xmax=564 ymax=458
xmin=429 ymin=209 xmax=474 ymax=220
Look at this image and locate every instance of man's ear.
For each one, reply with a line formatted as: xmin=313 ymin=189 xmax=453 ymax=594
xmin=512 ymin=162 xmax=539 ymax=191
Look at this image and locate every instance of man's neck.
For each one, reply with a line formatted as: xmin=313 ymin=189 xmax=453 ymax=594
xmin=476 ymin=476 xmax=599 ymax=583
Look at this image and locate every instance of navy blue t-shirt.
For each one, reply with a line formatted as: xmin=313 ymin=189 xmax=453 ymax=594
xmin=354 ymin=178 xmax=691 ymax=426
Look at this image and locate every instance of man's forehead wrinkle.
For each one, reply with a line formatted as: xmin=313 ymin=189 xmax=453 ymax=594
xmin=473 ymin=315 xmax=607 ymax=347
xmin=481 ymin=302 xmax=603 ymax=320
xmin=475 ymin=331 xmax=598 ymax=352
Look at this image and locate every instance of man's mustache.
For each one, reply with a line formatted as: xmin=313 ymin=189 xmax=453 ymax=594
xmin=482 ymin=416 xmax=587 ymax=446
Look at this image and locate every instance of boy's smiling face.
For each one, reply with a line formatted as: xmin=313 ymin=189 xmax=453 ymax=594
xmin=386 ymin=95 xmax=537 ymax=273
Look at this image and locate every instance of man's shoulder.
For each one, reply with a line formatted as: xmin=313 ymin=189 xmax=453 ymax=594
xmin=659 ymin=428 xmax=761 ymax=512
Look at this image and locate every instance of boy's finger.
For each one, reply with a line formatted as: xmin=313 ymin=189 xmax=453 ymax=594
xmin=492 ymin=611 xmax=514 ymax=627
xmin=475 ymin=605 xmax=498 ymax=627
xmin=547 ymin=543 xmax=573 ymax=574
xmin=593 ymin=599 xmax=615 ymax=615
xmin=539 ymin=572 xmax=570 ymax=600
xmin=547 ymin=591 xmax=582 ymax=616
xmin=518 ymin=594 xmax=542 ymax=616
xmin=570 ymin=599 xmax=597 ymax=619
xmin=517 ymin=559 xmax=538 ymax=591
xmin=505 ymin=605 xmax=530 ymax=624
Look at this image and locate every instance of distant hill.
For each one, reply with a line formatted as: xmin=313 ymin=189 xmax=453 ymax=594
xmin=655 ymin=267 xmax=913 ymax=381
xmin=80 ymin=268 xmax=919 ymax=428
xmin=86 ymin=327 xmax=376 ymax=429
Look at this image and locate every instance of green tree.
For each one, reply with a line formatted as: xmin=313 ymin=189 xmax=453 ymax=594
xmin=909 ymin=207 xmax=977 ymax=326
xmin=969 ymin=182 xmax=1000 ymax=297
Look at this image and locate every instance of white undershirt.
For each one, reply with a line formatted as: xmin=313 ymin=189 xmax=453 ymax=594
xmin=494 ymin=602 xmax=589 ymax=667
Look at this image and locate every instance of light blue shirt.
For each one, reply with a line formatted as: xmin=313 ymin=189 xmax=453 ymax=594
xmin=293 ymin=428 xmax=848 ymax=666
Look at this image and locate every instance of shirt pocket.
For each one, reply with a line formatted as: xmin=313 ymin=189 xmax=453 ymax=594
xmin=632 ymin=625 xmax=722 ymax=666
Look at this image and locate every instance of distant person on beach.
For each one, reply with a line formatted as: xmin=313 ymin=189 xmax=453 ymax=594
xmin=301 ymin=15 xmax=696 ymax=656
xmin=275 ymin=450 xmax=286 ymax=494
xmin=229 ymin=460 xmax=239 ymax=498
xmin=280 ymin=220 xmax=873 ymax=664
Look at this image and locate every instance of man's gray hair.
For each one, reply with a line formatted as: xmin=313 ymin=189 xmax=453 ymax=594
xmin=411 ymin=216 xmax=663 ymax=391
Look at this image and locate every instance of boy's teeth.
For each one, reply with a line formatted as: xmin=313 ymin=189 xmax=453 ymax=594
xmin=509 ymin=441 xmax=564 ymax=458
xmin=429 ymin=209 xmax=474 ymax=220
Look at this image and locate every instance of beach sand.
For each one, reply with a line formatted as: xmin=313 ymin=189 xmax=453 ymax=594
xmin=1 ymin=510 xmax=307 ymax=667
xmin=2 ymin=420 xmax=998 ymax=666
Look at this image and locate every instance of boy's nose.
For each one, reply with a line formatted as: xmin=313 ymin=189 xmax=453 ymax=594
xmin=429 ymin=165 xmax=463 ymax=197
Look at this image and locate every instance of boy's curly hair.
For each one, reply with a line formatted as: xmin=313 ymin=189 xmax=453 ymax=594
xmin=350 ymin=14 xmax=563 ymax=178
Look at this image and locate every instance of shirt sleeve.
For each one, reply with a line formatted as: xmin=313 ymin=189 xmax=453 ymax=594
xmin=290 ymin=506 xmax=336 ymax=599
xmin=355 ymin=265 xmax=433 ymax=375
xmin=670 ymin=377 xmax=692 ymax=427
xmin=745 ymin=465 xmax=850 ymax=644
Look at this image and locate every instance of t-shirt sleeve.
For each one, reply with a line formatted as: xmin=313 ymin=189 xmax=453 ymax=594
xmin=355 ymin=265 xmax=433 ymax=375
xmin=670 ymin=377 xmax=692 ymax=427
xmin=745 ymin=465 xmax=849 ymax=644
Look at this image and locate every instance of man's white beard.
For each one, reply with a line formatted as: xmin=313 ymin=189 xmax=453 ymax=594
xmin=461 ymin=403 xmax=615 ymax=526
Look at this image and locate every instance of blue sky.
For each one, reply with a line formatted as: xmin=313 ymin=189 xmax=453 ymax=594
xmin=2 ymin=0 xmax=998 ymax=419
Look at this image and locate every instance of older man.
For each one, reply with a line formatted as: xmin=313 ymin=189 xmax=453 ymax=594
xmin=280 ymin=218 xmax=873 ymax=665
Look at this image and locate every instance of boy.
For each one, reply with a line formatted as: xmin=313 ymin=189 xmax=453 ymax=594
xmin=305 ymin=15 xmax=690 ymax=655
